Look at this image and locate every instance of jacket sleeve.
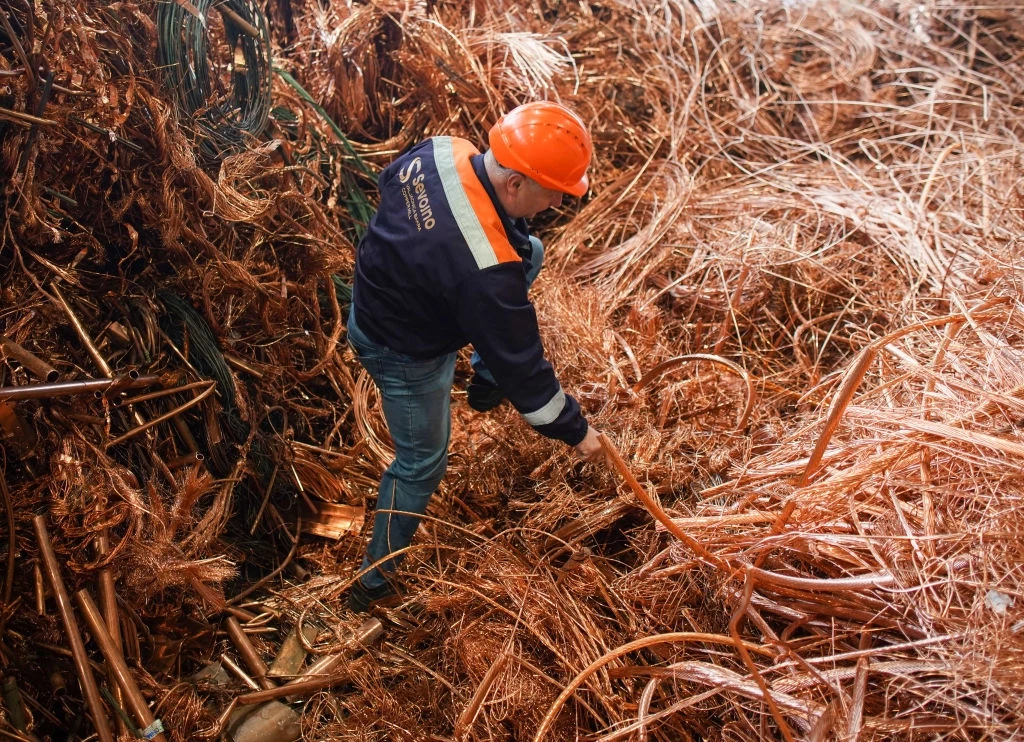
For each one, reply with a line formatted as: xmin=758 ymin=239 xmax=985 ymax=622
xmin=453 ymin=264 xmax=589 ymax=446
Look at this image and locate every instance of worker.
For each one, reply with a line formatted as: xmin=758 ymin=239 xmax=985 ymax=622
xmin=345 ymin=101 xmax=604 ymax=612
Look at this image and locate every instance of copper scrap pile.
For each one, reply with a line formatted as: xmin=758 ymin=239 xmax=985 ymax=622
xmin=1 ymin=0 xmax=1023 ymax=740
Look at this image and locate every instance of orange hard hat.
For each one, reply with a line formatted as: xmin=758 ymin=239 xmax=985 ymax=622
xmin=488 ymin=102 xmax=592 ymax=197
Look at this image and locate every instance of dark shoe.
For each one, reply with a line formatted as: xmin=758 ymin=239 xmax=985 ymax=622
xmin=348 ymin=579 xmax=396 ymax=613
xmin=467 ymin=375 xmax=504 ymax=412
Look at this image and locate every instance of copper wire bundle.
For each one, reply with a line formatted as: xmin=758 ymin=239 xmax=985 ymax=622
xmin=1 ymin=0 xmax=1023 ymax=740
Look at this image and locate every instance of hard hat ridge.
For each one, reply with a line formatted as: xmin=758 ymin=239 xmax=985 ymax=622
xmin=488 ymin=101 xmax=592 ymax=197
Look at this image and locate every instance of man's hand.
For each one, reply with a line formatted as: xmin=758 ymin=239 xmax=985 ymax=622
xmin=574 ymin=425 xmax=606 ymax=464
xmin=467 ymin=375 xmax=504 ymax=412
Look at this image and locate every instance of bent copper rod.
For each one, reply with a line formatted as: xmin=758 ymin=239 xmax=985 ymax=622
xmin=0 ymin=374 xmax=162 ymax=402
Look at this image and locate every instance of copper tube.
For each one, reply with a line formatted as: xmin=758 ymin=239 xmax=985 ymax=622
xmin=119 ymin=379 xmax=212 ymax=407
xmin=61 ymin=412 xmax=107 ymax=425
xmin=32 ymin=516 xmax=115 ymax=742
xmin=236 ymin=619 xmax=383 ymax=705
xmin=0 ymin=106 xmax=57 ymax=127
xmin=33 ymin=563 xmax=45 ymax=615
xmin=296 ymin=618 xmax=384 ymax=679
xmin=104 ymin=382 xmax=216 ymax=448
xmin=100 ymin=368 xmax=142 ymax=400
xmin=49 ymin=284 xmax=111 ymax=377
xmin=171 ymin=415 xmax=202 ymax=456
xmin=223 ymin=352 xmax=265 ymax=378
xmin=165 ymin=452 xmax=205 ymax=469
xmin=225 ymin=617 xmax=276 ymax=691
xmin=455 ymin=652 xmax=509 ymax=738
xmin=220 ymin=653 xmax=260 ymax=690
xmin=0 ymin=374 xmax=162 ymax=402
xmin=95 ymin=534 xmax=121 ymax=651
xmin=95 ymin=532 xmax=127 ymax=736
xmin=213 ymin=698 xmax=240 ymax=736
xmin=189 ymin=578 xmax=256 ymax=623
xmin=0 ymin=467 xmax=15 ymax=609
xmin=74 ymin=590 xmax=168 ymax=742
xmin=215 ymin=3 xmax=261 ymax=38
xmin=234 ymin=671 xmax=349 ymax=706
xmin=0 ymin=335 xmax=58 ymax=382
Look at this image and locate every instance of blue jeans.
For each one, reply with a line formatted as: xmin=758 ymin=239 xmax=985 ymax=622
xmin=348 ymin=236 xmax=544 ymax=589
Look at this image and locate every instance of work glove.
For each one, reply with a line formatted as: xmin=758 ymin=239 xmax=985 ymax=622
xmin=467 ymin=374 xmax=505 ymax=412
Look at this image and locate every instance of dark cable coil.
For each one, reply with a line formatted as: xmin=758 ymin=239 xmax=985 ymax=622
xmin=156 ymin=0 xmax=272 ymax=159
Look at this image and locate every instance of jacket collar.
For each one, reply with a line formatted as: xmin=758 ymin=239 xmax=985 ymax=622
xmin=471 ymin=153 xmax=531 ymax=254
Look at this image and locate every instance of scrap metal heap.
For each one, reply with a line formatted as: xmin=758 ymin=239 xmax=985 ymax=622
xmin=1 ymin=1 xmax=1023 ymax=739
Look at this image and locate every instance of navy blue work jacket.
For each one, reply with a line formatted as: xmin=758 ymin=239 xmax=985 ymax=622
xmin=352 ymin=136 xmax=588 ymax=446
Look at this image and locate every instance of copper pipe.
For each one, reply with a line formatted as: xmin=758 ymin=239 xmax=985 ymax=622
xmin=455 ymin=652 xmax=509 ymax=739
xmin=171 ymin=415 xmax=203 ymax=457
xmin=235 ymin=671 xmax=348 ymax=706
xmin=0 ymin=335 xmax=58 ymax=382
xmin=61 ymin=412 xmax=107 ymax=425
xmin=50 ymin=284 xmax=111 ymax=377
xmin=119 ymin=379 xmax=213 ymax=407
xmin=224 ymin=352 xmax=264 ymax=378
xmin=237 ymin=618 xmax=383 ymax=706
xmin=225 ymin=617 xmax=276 ymax=691
xmin=33 ymin=563 xmax=45 ymax=615
xmin=32 ymin=516 xmax=115 ymax=742
xmin=215 ymin=3 xmax=261 ymax=38
xmin=0 ymin=374 xmax=162 ymax=402
xmin=99 ymin=368 xmax=143 ymax=400
xmin=220 ymin=653 xmax=259 ymax=690
xmin=104 ymin=383 xmax=216 ymax=448
xmin=165 ymin=452 xmax=205 ymax=469
xmin=95 ymin=532 xmax=127 ymax=736
xmin=95 ymin=534 xmax=121 ymax=651
xmin=0 ymin=467 xmax=16 ymax=609
xmin=189 ymin=577 xmax=256 ymax=623
xmin=74 ymin=590 xmax=168 ymax=742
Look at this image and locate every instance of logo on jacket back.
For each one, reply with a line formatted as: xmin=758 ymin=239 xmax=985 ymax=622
xmin=397 ymin=157 xmax=436 ymax=231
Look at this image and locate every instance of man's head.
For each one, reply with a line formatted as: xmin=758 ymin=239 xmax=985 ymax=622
xmin=486 ymin=101 xmax=592 ymax=219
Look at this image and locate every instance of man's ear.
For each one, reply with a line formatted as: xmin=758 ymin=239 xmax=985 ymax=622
xmin=505 ymin=171 xmax=526 ymax=194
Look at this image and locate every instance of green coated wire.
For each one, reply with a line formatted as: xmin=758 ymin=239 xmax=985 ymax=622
xmin=273 ymin=66 xmax=378 ymax=236
xmin=272 ymin=67 xmax=376 ymax=180
xmin=156 ymin=0 xmax=272 ymax=159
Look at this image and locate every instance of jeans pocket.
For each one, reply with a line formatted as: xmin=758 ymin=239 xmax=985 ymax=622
xmin=348 ymin=327 xmax=379 ymax=362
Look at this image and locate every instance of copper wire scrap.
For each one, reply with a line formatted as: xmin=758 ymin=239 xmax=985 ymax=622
xmin=1 ymin=0 xmax=1023 ymax=740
